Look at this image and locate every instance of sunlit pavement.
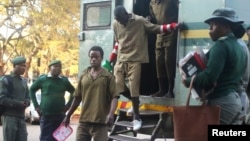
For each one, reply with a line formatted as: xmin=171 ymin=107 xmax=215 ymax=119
xmin=69 ymin=115 xmax=174 ymax=141
xmin=0 ymin=115 xmax=174 ymax=141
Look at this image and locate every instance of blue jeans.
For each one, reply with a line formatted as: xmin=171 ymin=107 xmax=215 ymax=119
xmin=40 ymin=114 xmax=65 ymax=141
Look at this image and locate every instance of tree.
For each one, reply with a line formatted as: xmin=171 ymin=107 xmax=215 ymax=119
xmin=0 ymin=0 xmax=32 ymax=75
xmin=0 ymin=0 xmax=80 ymax=78
xmin=27 ymin=0 xmax=80 ymax=78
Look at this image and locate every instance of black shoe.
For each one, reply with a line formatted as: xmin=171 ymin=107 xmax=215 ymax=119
xmin=163 ymin=93 xmax=175 ymax=98
xmin=150 ymin=92 xmax=165 ymax=97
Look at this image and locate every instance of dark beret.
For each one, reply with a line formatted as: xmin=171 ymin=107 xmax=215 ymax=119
xmin=48 ymin=60 xmax=61 ymax=67
xmin=11 ymin=56 xmax=26 ymax=65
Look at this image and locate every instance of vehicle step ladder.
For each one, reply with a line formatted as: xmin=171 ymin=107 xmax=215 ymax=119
xmin=109 ymin=108 xmax=171 ymax=141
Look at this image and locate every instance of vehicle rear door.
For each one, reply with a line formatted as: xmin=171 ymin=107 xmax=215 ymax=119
xmin=79 ymin=0 xmax=114 ymax=72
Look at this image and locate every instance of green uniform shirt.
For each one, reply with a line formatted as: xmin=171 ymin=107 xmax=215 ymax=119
xmin=75 ymin=67 xmax=119 ymax=124
xmin=113 ymin=14 xmax=160 ymax=63
xmin=29 ymin=74 xmax=75 ymax=116
xmin=0 ymin=74 xmax=29 ymax=118
xmin=186 ymin=33 xmax=246 ymax=99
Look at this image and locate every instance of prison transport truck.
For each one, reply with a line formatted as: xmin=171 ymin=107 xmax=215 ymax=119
xmin=78 ymin=0 xmax=250 ymax=140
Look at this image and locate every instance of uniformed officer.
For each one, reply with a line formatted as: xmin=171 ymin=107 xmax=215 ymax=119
xmin=29 ymin=59 xmax=75 ymax=141
xmin=181 ymin=7 xmax=246 ymax=125
xmin=0 ymin=56 xmax=30 ymax=141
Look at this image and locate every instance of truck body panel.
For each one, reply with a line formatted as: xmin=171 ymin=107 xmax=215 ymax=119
xmin=79 ymin=0 xmax=250 ymax=109
xmin=78 ymin=0 xmax=250 ymax=138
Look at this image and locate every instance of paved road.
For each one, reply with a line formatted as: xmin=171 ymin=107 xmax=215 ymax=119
xmin=0 ymin=116 xmax=174 ymax=141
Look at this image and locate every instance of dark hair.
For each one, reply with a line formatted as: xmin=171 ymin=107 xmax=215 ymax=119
xmin=114 ymin=5 xmax=127 ymax=18
xmin=213 ymin=19 xmax=245 ymax=38
xmin=232 ymin=24 xmax=246 ymax=38
xmin=88 ymin=46 xmax=104 ymax=58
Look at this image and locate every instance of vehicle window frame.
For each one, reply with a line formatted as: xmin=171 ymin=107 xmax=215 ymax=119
xmin=83 ymin=1 xmax=111 ymax=30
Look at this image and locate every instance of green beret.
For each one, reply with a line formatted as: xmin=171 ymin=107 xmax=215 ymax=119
xmin=48 ymin=60 xmax=61 ymax=67
xmin=11 ymin=56 xmax=26 ymax=65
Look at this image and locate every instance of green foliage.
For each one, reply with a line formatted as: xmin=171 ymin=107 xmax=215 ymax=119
xmin=0 ymin=0 xmax=80 ymax=77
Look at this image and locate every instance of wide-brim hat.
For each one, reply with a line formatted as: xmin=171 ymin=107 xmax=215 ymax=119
xmin=205 ymin=7 xmax=244 ymax=24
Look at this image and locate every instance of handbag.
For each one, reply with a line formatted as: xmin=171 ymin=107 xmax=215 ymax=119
xmin=173 ymin=76 xmax=221 ymax=141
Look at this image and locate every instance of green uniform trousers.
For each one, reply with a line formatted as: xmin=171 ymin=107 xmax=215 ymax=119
xmin=1 ymin=115 xmax=28 ymax=141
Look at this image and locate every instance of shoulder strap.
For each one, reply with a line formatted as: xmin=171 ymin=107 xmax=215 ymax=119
xmin=4 ymin=75 xmax=13 ymax=95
